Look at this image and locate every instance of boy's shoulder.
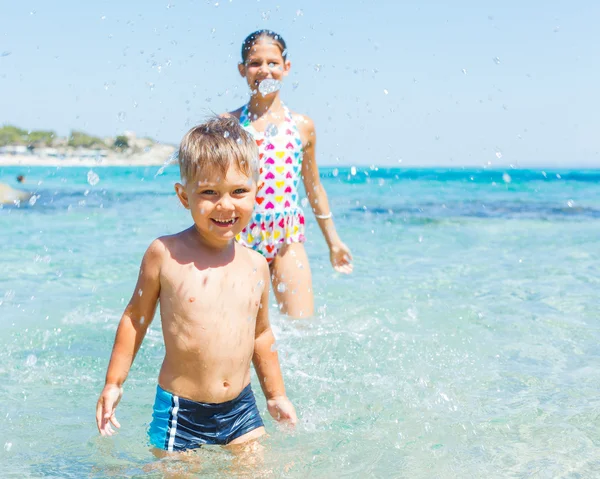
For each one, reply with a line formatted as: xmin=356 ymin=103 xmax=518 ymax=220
xmin=235 ymin=242 xmax=269 ymax=271
xmin=145 ymin=231 xmax=188 ymax=258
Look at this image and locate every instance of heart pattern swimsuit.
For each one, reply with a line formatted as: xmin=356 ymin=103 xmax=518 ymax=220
xmin=236 ymin=103 xmax=306 ymax=263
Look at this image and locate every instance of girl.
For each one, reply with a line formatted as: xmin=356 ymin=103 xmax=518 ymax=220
xmin=226 ymin=30 xmax=352 ymax=319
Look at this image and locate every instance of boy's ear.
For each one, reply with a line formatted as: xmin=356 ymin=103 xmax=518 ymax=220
xmin=174 ymin=183 xmax=190 ymax=209
xmin=238 ymin=62 xmax=246 ymax=78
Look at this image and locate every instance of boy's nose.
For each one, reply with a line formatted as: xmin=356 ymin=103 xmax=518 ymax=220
xmin=217 ymin=195 xmax=234 ymax=210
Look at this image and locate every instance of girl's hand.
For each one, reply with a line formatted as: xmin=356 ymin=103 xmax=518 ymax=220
xmin=96 ymin=384 xmax=123 ymax=436
xmin=330 ymin=242 xmax=353 ymax=274
xmin=267 ymin=396 xmax=298 ymax=426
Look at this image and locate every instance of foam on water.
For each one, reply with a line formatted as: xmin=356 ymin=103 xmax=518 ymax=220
xmin=1 ymin=166 xmax=600 ymax=477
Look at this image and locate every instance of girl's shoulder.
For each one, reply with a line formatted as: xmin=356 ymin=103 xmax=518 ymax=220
xmin=289 ymin=110 xmax=316 ymax=137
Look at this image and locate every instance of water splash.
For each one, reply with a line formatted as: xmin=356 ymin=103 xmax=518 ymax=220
xmin=258 ymin=79 xmax=282 ymax=96
xmin=87 ymin=170 xmax=100 ymax=186
xmin=154 ymin=151 xmax=179 ymax=177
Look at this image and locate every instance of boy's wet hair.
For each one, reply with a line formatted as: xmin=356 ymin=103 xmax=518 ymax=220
xmin=241 ymin=30 xmax=287 ymax=63
xmin=178 ymin=116 xmax=259 ymax=185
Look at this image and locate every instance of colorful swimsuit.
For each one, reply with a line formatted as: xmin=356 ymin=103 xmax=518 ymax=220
xmin=236 ymin=103 xmax=305 ymax=263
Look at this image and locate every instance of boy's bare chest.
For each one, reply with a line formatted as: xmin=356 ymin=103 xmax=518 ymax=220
xmin=159 ymin=262 xmax=263 ymax=314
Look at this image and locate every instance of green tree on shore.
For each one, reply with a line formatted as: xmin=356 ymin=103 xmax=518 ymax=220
xmin=0 ymin=125 xmax=56 ymax=146
xmin=113 ymin=135 xmax=129 ymax=150
xmin=68 ymin=130 xmax=106 ymax=148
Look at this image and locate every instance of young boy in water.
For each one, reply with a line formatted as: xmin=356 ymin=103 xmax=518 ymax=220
xmin=96 ymin=116 xmax=297 ymax=452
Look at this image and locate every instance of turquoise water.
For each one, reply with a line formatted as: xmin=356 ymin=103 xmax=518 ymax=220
xmin=1 ymin=165 xmax=600 ymax=477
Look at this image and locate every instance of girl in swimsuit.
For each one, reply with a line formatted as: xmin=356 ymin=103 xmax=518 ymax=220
xmin=226 ymin=30 xmax=353 ymax=319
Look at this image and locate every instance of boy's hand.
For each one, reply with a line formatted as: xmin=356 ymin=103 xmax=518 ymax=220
xmin=96 ymin=384 xmax=123 ymax=436
xmin=330 ymin=241 xmax=353 ymax=274
xmin=267 ymin=396 xmax=298 ymax=426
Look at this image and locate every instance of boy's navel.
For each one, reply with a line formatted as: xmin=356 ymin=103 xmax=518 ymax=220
xmin=189 ymin=297 xmax=195 ymax=302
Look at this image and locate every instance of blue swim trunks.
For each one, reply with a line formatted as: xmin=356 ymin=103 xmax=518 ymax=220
xmin=148 ymin=383 xmax=264 ymax=451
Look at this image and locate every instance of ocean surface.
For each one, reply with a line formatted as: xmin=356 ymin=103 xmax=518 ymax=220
xmin=1 ymin=165 xmax=600 ymax=478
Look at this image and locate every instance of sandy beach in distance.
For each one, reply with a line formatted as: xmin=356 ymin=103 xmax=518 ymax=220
xmin=0 ymin=144 xmax=176 ymax=168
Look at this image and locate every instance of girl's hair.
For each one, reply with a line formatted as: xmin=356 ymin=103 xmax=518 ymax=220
xmin=241 ymin=30 xmax=287 ymax=63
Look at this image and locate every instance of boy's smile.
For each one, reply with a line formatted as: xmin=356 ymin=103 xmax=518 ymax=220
xmin=211 ymin=217 xmax=238 ymax=227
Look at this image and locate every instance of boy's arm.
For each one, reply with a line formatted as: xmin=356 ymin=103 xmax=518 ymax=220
xmin=252 ymin=261 xmax=297 ymax=425
xmin=298 ymin=115 xmax=353 ymax=274
xmin=96 ymin=239 xmax=164 ymax=436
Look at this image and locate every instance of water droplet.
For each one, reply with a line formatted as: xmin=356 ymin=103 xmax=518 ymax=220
xmin=350 ymin=166 xmax=357 ymax=176
xmin=87 ymin=170 xmax=100 ymax=186
xmin=502 ymin=173 xmax=511 ymax=183
xmin=26 ymin=355 xmax=37 ymax=367
xmin=258 ymin=79 xmax=282 ymax=96
xmin=28 ymin=195 xmax=38 ymax=206
xmin=332 ymin=168 xmax=339 ymax=177
xmin=553 ymin=26 xmax=560 ymax=33
xmin=270 ymin=342 xmax=278 ymax=352
xmin=1 ymin=51 xmax=11 ymax=57
xmin=296 ymin=9 xmax=304 ymax=16
xmin=567 ymin=200 xmax=574 ymax=208
xmin=383 ymin=89 xmax=389 ymax=95
xmin=462 ymin=68 xmax=467 ymax=74
xmin=301 ymin=198 xmax=309 ymax=208
xmin=223 ymin=131 xmax=230 ymax=138
xmin=265 ymin=123 xmax=278 ymax=137
xmin=314 ymin=64 xmax=322 ymax=72
xmin=140 ymin=316 xmax=145 ymax=324
xmin=493 ymin=56 xmax=501 ymax=65
xmin=138 ymin=289 xmax=143 ymax=296
xmin=495 ymin=151 xmax=503 ymax=159
xmin=100 ymin=15 xmax=106 ymax=20
xmin=4 ymin=442 xmax=12 ymax=452
xmin=277 ymin=283 xmax=286 ymax=293
xmin=117 ymin=111 xmax=126 ymax=122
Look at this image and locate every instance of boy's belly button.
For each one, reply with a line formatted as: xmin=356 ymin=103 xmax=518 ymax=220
xmin=223 ymin=381 xmax=230 ymax=388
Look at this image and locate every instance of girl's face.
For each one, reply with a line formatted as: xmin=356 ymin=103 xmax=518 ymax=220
xmin=238 ymin=39 xmax=290 ymax=94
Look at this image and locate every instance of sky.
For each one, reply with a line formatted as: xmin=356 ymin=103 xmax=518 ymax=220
xmin=0 ymin=0 xmax=598 ymax=167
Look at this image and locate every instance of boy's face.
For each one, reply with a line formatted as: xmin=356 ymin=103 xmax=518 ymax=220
xmin=175 ymin=165 xmax=257 ymax=246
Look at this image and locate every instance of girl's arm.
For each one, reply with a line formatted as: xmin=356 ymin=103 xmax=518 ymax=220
xmin=298 ymin=115 xmax=353 ymax=274
xmin=96 ymin=239 xmax=164 ymax=436
xmin=252 ymin=260 xmax=297 ymax=424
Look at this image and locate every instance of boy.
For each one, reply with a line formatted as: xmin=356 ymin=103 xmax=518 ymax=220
xmin=95 ymin=117 xmax=297 ymax=452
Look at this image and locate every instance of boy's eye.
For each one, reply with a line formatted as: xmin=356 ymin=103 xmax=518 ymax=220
xmin=233 ymin=188 xmax=249 ymax=195
xmin=200 ymin=189 xmax=216 ymax=195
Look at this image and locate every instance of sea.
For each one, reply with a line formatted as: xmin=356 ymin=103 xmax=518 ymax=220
xmin=1 ymin=165 xmax=599 ymax=478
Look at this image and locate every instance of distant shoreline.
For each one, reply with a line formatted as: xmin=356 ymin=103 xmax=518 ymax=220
xmin=1 ymin=154 xmax=598 ymax=170
xmin=0 ymin=147 xmax=175 ymax=168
